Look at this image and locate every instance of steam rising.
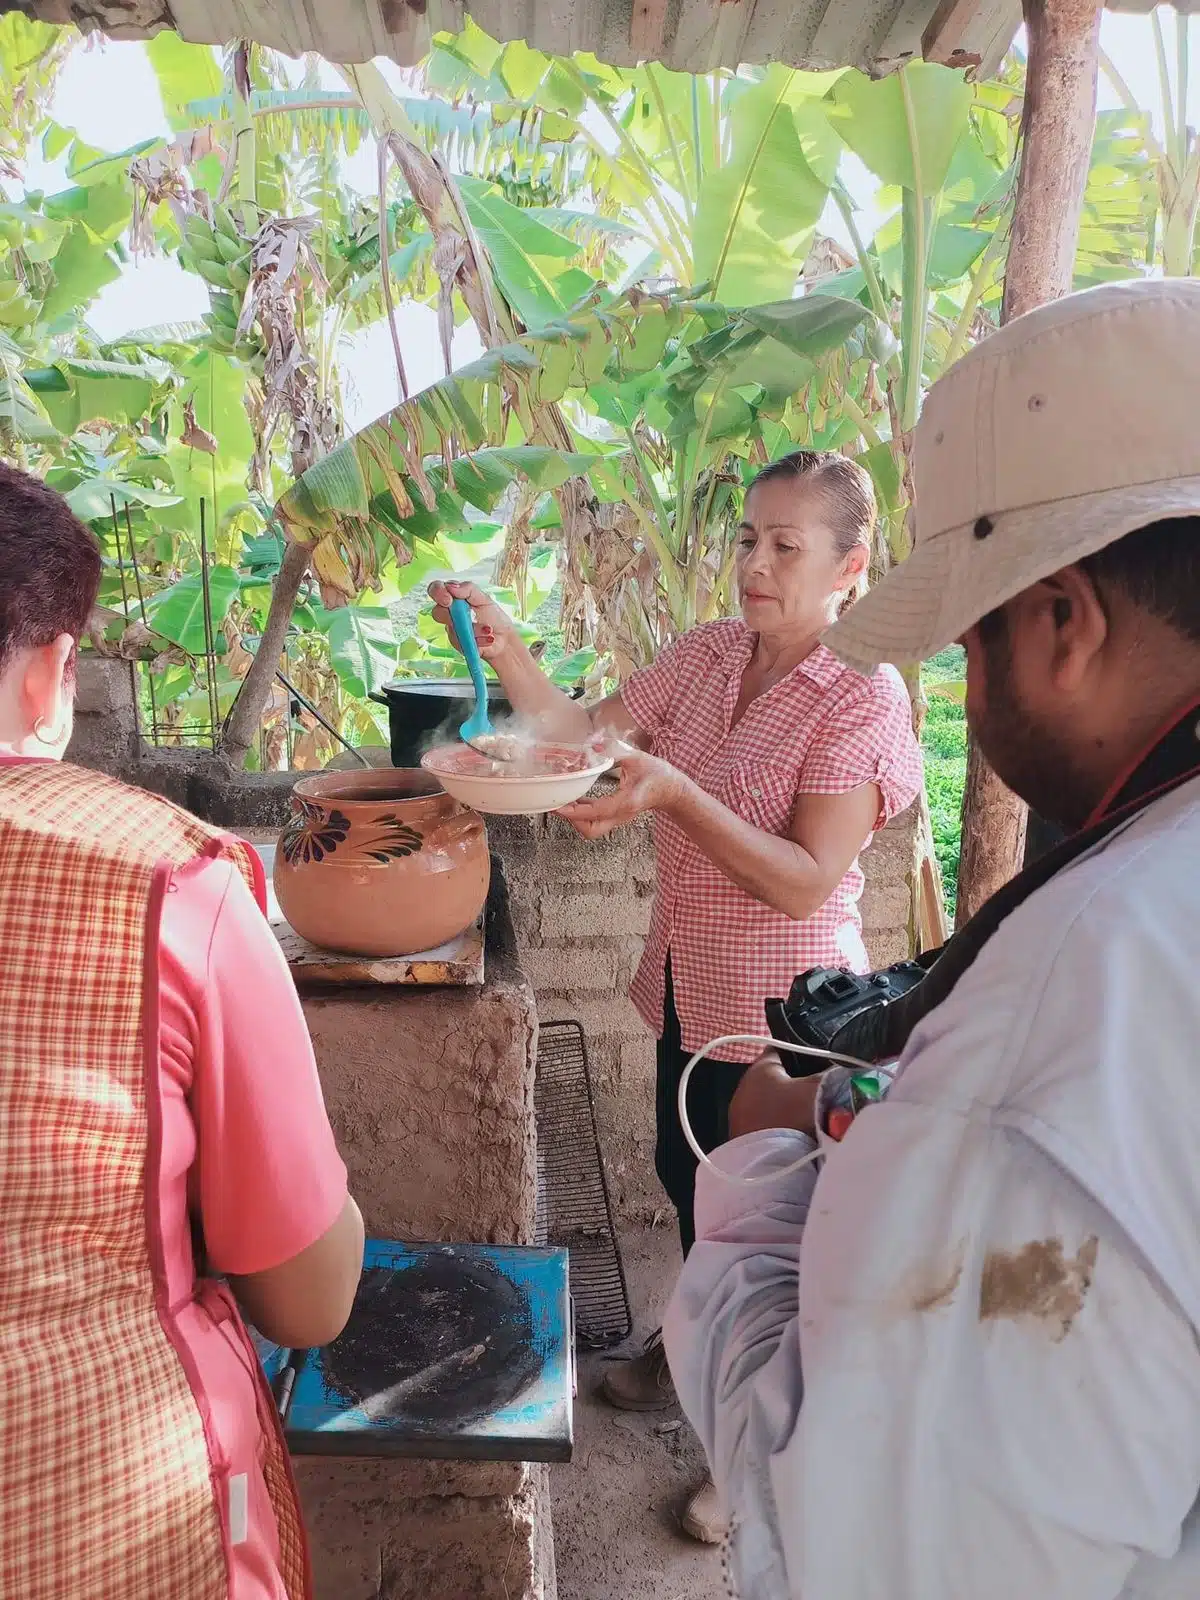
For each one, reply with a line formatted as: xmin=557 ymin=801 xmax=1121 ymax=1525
xmin=414 ymin=697 xmax=595 ymax=777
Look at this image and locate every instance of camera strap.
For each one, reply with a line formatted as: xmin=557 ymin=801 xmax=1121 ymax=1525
xmin=834 ymin=695 xmax=1200 ymax=1063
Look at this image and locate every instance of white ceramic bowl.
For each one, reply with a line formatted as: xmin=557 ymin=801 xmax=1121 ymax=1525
xmin=420 ymin=740 xmax=614 ymax=816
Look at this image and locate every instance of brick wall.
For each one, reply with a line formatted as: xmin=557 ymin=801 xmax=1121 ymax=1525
xmin=488 ymin=806 xmax=919 ymax=1224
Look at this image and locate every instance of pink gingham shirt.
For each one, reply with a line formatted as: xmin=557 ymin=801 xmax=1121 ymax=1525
xmin=622 ymin=619 xmax=922 ymax=1063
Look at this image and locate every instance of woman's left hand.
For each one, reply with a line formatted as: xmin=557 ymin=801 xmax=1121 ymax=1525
xmin=556 ymin=742 xmax=683 ymax=838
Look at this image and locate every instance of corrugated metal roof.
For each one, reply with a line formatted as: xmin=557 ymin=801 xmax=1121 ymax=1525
xmin=29 ymin=1 xmax=1200 ymax=82
xmin=40 ymin=0 xmax=1024 ymax=79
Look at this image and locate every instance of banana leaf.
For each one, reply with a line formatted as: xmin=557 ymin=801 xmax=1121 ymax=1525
xmin=27 ymin=356 xmax=161 ymax=437
xmin=145 ymin=565 xmax=240 ymax=655
xmin=693 ymin=70 xmax=841 ymax=308
xmin=0 ymin=329 xmax=57 ymax=445
xmin=827 ymin=63 xmax=974 ymax=196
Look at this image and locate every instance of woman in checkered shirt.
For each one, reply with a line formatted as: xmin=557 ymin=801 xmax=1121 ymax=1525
xmin=0 ymin=464 xmax=363 ymax=1600
xmin=431 ymin=449 xmax=921 ymax=1539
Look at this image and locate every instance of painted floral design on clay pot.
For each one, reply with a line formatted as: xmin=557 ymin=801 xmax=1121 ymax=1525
xmin=280 ymin=801 xmax=351 ymax=865
xmin=274 ymin=769 xmax=490 ymax=958
xmin=357 ymin=815 xmax=424 ymax=863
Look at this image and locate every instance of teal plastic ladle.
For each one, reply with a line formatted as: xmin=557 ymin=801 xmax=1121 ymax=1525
xmin=451 ymin=596 xmax=495 ymax=750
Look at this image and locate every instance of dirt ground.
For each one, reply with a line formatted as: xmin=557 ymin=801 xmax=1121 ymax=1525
xmin=550 ymin=1224 xmax=726 ymax=1600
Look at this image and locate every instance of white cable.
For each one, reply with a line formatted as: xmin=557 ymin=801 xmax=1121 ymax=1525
xmin=677 ymin=1034 xmax=895 ymax=1187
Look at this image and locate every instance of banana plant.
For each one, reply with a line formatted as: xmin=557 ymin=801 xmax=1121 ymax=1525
xmin=0 ymin=163 xmax=179 ymax=458
xmin=274 ymin=282 xmax=878 ymax=676
xmin=137 ymin=34 xmax=875 ymax=712
xmin=0 ymin=14 xmax=77 ymax=183
xmin=146 ymin=30 xmax=603 ymax=320
xmin=309 ymin=46 xmax=880 ymax=683
xmin=808 ymin=61 xmax=1018 ymax=569
xmin=404 ymin=36 xmax=1025 ymax=607
xmin=1100 ymin=10 xmax=1199 ymax=277
xmin=0 ymin=331 xmax=57 ymax=451
xmin=1074 ymin=107 xmax=1159 ymax=281
xmin=424 ymin=23 xmax=844 ymax=306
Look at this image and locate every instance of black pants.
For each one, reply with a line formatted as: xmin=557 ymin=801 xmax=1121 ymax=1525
xmin=654 ymin=959 xmax=745 ymax=1257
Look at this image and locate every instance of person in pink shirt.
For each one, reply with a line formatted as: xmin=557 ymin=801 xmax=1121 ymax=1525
xmin=430 ymin=449 xmax=923 ymax=1544
xmin=0 ymin=462 xmax=363 ymax=1600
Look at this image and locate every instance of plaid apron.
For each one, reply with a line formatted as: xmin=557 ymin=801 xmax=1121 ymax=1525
xmin=0 ymin=760 xmax=310 ymax=1600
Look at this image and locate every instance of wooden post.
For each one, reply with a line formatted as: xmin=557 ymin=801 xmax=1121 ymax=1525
xmin=954 ymin=0 xmax=1102 ymax=927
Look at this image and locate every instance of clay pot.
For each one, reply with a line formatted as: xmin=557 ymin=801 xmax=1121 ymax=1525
xmin=274 ymin=769 xmax=490 ymax=958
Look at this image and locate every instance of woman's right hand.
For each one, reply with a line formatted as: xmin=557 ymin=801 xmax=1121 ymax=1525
xmin=427 ymin=580 xmax=515 ymax=668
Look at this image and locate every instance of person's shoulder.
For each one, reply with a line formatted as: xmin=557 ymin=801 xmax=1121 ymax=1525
xmin=1014 ymin=782 xmax=1200 ymax=951
xmin=811 ymin=645 xmax=911 ymax=715
xmin=944 ymin=785 xmax=1200 ymax=1065
xmin=841 ymin=655 xmax=907 ymax=695
xmin=679 ymin=618 xmax=749 ymax=656
xmin=159 ymin=853 xmax=243 ymax=1000
xmin=895 ymin=795 xmax=1200 ymax=1129
xmin=869 ymin=660 xmax=911 ymax=699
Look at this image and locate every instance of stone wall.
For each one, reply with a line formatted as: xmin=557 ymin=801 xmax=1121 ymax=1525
xmin=485 ymin=807 xmax=918 ymax=1225
xmin=287 ymin=871 xmax=553 ymax=1600
xmin=295 ymin=864 xmax=540 ymax=1249
xmin=295 ymin=1458 xmax=553 ymax=1600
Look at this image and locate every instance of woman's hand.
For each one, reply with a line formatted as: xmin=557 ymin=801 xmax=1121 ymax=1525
xmin=428 ymin=580 xmax=515 ymax=667
xmin=728 ymin=1051 xmax=820 ymax=1140
xmin=556 ymin=742 xmax=684 ymax=838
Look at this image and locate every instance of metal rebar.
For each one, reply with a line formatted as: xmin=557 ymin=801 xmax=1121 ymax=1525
xmin=122 ymin=503 xmax=158 ymax=738
xmin=275 ymin=666 xmax=370 ymax=765
xmin=110 ymin=496 xmax=132 ymax=621
xmin=198 ymin=498 xmax=221 ymax=751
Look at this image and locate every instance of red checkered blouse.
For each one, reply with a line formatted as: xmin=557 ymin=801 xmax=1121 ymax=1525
xmin=621 ymin=619 xmax=923 ymax=1063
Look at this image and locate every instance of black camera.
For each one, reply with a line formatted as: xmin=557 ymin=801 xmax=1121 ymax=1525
xmin=764 ymin=959 xmax=931 ymax=1074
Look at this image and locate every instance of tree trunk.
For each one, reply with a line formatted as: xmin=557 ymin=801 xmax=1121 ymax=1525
xmin=218 ymin=540 xmax=310 ymax=769
xmin=954 ymin=0 xmax=1101 ymax=928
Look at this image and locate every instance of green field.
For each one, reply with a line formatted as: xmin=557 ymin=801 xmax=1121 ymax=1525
xmin=921 ymin=645 xmax=967 ymax=918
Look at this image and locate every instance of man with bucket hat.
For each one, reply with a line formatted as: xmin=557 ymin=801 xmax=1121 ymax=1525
xmin=663 ymin=278 xmax=1200 ymax=1599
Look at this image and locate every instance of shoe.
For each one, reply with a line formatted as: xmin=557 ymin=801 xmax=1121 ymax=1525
xmin=680 ymin=1475 xmax=726 ymax=1545
xmin=599 ymin=1327 xmax=676 ymax=1411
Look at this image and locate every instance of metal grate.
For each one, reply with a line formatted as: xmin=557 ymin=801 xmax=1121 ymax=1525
xmin=534 ymin=1020 xmax=632 ymax=1350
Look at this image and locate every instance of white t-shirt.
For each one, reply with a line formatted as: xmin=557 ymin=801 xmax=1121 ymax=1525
xmin=665 ymin=775 xmax=1200 ymax=1599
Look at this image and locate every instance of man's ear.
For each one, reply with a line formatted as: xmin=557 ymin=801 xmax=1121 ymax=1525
xmin=1036 ymin=565 xmax=1110 ymax=692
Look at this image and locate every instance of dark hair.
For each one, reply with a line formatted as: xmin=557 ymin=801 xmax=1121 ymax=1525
xmin=748 ymin=450 xmax=876 ymax=611
xmin=1080 ymin=516 xmax=1200 ymax=643
xmin=0 ymin=462 xmax=102 ymax=675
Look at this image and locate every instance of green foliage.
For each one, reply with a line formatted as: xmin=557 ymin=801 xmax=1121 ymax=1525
xmin=692 ymin=69 xmax=840 ymax=306
xmin=921 ymin=646 xmax=967 ymax=917
xmin=318 ymin=604 xmax=400 ymax=699
xmin=146 ymin=566 xmax=241 ymax=653
xmin=0 ymin=20 xmax=1166 ymax=794
xmin=457 ymin=176 xmax=591 ymax=328
xmin=828 ymin=63 xmax=973 ymax=193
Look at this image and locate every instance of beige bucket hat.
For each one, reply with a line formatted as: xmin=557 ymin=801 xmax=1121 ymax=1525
xmin=825 ymin=278 xmax=1200 ymax=672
